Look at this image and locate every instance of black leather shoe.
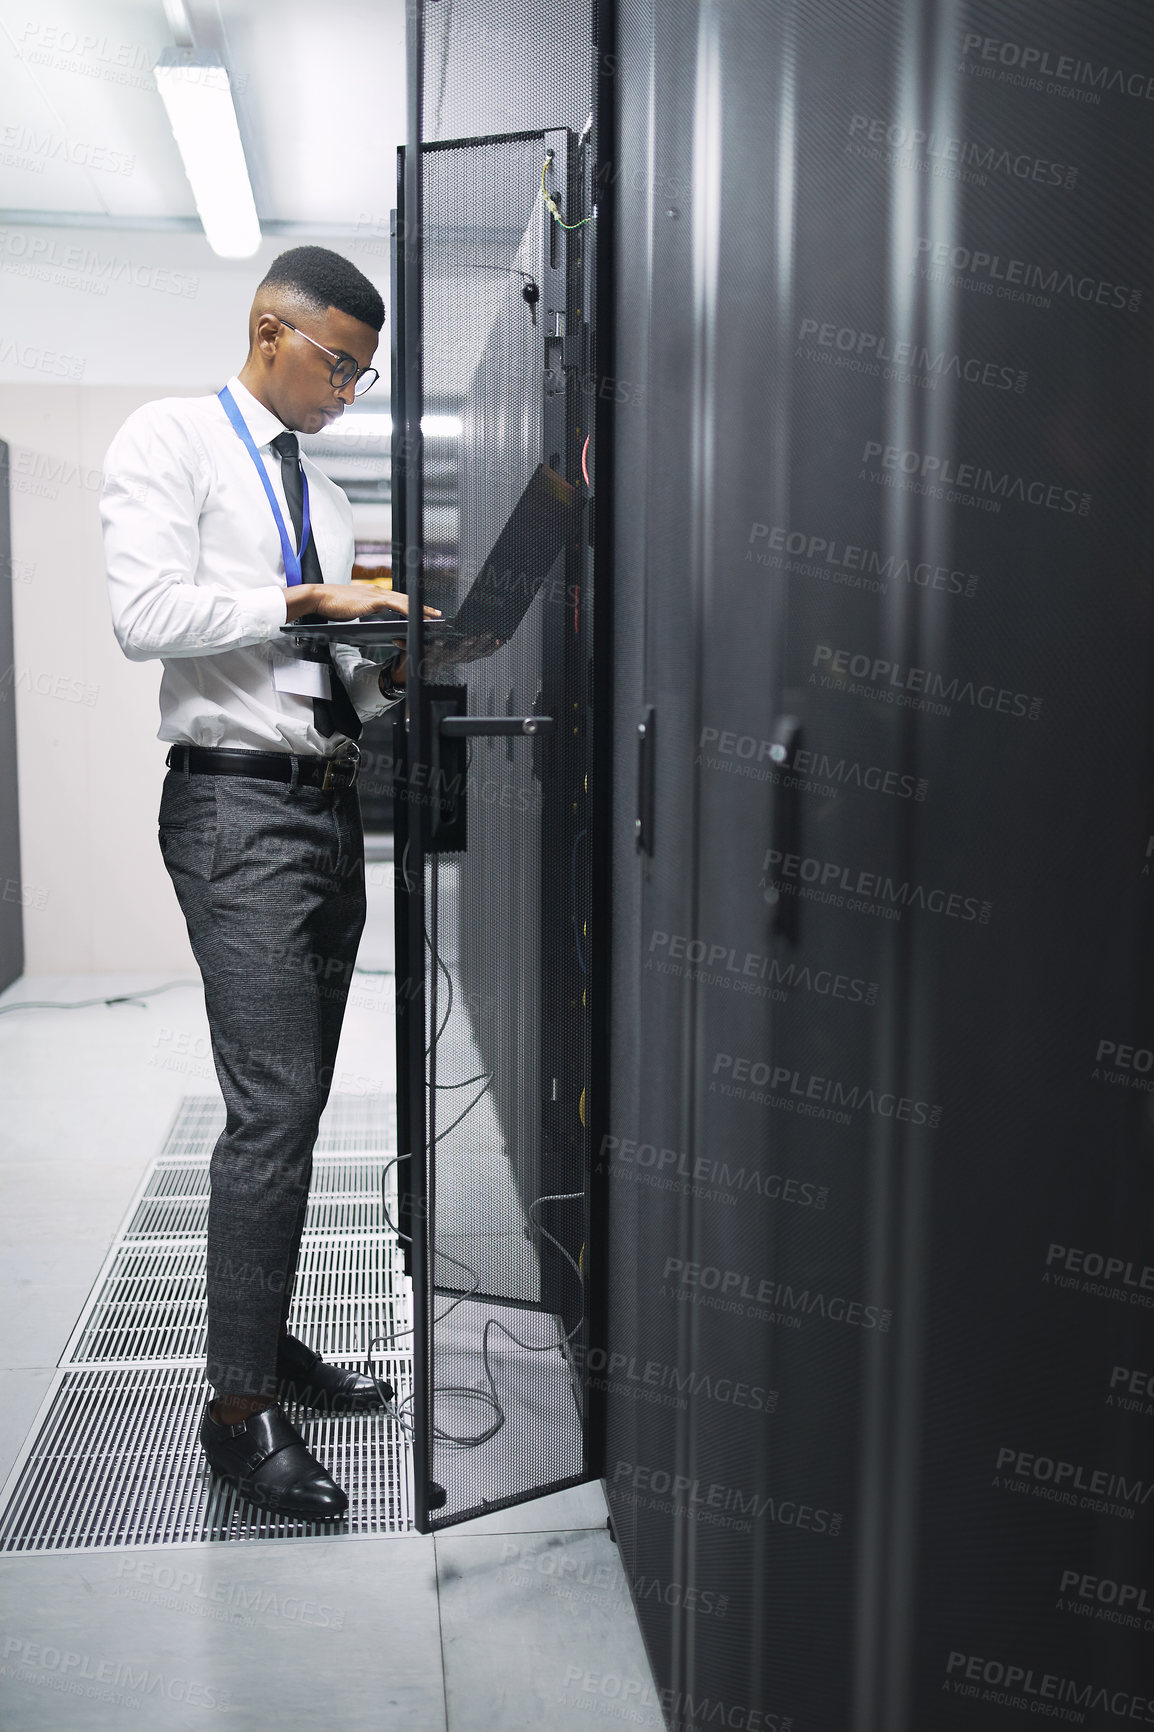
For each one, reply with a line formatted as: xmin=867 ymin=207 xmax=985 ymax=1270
xmin=199 ymin=1403 xmax=348 ymax=1520
xmin=276 ymin=1332 xmax=392 ymax=1413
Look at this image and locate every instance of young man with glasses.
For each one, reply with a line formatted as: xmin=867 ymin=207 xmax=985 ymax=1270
xmin=102 ymin=247 xmax=434 ymax=1519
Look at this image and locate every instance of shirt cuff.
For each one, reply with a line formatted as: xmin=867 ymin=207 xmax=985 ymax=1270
xmin=346 ymin=657 xmax=404 ymax=721
xmin=239 ymin=584 xmax=289 ymax=643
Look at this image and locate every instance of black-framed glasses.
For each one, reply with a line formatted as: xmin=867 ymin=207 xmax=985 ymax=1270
xmin=279 ymin=319 xmax=380 ymax=396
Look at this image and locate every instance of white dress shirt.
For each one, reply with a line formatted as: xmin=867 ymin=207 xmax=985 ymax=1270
xmin=101 ymin=374 xmax=397 ymax=754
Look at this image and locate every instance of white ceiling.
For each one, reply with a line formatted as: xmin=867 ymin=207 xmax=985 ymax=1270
xmin=0 ymin=0 xmax=408 ymax=230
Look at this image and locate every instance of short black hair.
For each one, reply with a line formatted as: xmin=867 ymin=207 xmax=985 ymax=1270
xmin=258 ymin=246 xmax=385 ymax=331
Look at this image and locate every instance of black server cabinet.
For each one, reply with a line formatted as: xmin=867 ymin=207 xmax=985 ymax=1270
xmin=605 ymin=3 xmax=1154 ymax=1730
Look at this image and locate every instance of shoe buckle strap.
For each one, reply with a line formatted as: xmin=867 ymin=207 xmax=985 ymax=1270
xmin=240 ymin=1437 xmax=295 ymax=1475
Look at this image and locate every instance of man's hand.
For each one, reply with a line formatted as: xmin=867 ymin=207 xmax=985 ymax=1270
xmin=285 ymin=584 xmax=441 ymax=624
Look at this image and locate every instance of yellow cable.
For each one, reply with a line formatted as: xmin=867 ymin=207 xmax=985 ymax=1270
xmin=541 ymin=159 xmax=592 ymax=230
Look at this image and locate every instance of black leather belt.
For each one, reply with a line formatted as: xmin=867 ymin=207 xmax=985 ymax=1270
xmin=166 ymin=743 xmax=360 ymax=792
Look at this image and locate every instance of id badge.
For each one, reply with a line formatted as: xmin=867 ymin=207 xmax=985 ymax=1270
xmin=272 ymin=658 xmax=333 ymax=700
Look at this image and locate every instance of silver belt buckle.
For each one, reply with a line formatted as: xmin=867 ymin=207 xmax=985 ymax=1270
xmin=322 ymin=741 xmax=360 ymax=791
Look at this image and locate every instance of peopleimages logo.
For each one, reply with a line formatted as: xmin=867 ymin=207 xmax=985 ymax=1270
xmin=612 ymin=1458 xmax=844 ymax=1538
xmin=860 ymin=438 xmax=1091 ymax=516
xmin=961 ymin=31 xmax=1154 ymax=103
xmin=1059 ymin=1566 xmax=1154 ymax=1620
xmin=0 ymin=125 xmax=135 ymax=175
xmin=114 ymin=1557 xmax=345 ymax=1628
xmin=648 ymin=929 xmax=879 ymax=1004
xmin=797 ymin=315 xmax=1026 ymax=392
xmin=662 ymin=1256 xmax=893 ymax=1333
xmin=599 ymin=1132 xmax=831 ymax=1212
xmin=563 ymin=1665 xmax=793 ymax=1732
xmin=698 ymin=724 xmax=929 ymax=801
xmin=811 ymin=642 xmax=1043 ymax=723
xmin=944 ymin=1651 xmax=1154 ymax=1723
xmin=1108 ymin=1364 xmax=1154 ymax=1419
xmin=994 ymin=1444 xmax=1154 ymax=1520
xmin=0 ymin=664 xmax=99 ymax=708
xmin=0 ymin=230 xmax=198 ymax=298
xmin=571 ymin=1343 xmax=777 ymax=1416
xmin=847 ymin=112 xmax=1078 ymax=189
xmin=913 ymin=237 xmax=1141 ymax=312
xmin=712 ymin=1051 xmax=942 ymax=1125
xmin=1044 ymin=1241 xmax=1154 ymax=1309
xmin=1 ymin=1635 xmax=234 ymax=1711
xmin=747 ymin=521 xmax=980 ymax=597
xmin=761 ymin=844 xmax=992 ymax=926
xmin=0 ymin=338 xmax=85 ymax=380
xmin=1092 ymin=1037 xmax=1154 ymax=1094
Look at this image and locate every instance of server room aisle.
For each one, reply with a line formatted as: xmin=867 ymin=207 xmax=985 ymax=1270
xmin=0 ymin=852 xmax=655 ymax=1730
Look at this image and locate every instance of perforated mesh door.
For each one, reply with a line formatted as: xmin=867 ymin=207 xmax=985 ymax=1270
xmin=403 ymin=1 xmax=595 ymax=1528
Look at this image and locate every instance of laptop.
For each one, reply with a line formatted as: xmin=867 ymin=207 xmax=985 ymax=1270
xmin=282 ymin=462 xmax=578 ymax=659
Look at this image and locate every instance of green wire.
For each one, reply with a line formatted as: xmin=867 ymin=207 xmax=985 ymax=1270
xmin=541 ymin=159 xmax=593 ymax=230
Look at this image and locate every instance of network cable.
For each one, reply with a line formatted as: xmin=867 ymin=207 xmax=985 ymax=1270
xmin=366 ymin=863 xmax=587 ymax=1454
xmin=368 ymin=1195 xmax=584 ymax=1450
xmin=0 ymin=979 xmax=198 ymax=1015
xmin=541 ymin=157 xmax=592 ymax=230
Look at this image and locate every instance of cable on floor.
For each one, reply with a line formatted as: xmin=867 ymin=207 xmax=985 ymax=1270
xmin=0 ymin=979 xmax=199 ymax=1016
xmin=367 ymin=860 xmax=586 ymax=1452
xmin=370 ymin=1172 xmax=585 ymax=1451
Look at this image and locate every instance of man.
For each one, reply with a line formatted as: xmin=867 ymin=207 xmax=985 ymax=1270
xmin=102 ymin=246 xmax=435 ymax=1520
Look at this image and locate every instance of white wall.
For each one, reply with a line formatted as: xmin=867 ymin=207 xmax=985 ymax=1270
xmin=1 ymin=225 xmax=391 ymax=973
xmin=0 ymin=223 xmax=391 ymax=387
xmin=5 ymin=380 xmax=205 ymax=972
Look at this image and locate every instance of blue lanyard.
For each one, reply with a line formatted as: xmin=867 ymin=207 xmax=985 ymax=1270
xmin=217 ymin=385 xmax=312 ymax=586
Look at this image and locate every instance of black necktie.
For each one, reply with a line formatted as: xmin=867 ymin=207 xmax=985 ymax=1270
xmin=270 ymin=430 xmax=362 ymax=742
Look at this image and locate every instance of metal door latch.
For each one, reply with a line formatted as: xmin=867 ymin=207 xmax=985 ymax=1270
xmin=439 ymin=715 xmax=555 ymax=737
xmin=423 ymin=688 xmax=557 ymax=853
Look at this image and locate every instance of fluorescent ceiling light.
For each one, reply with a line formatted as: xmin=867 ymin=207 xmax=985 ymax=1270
xmin=316 ymin=414 xmax=462 ymax=439
xmin=154 ymin=50 xmax=260 ymax=259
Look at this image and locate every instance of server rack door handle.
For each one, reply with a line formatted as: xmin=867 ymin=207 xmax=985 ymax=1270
xmin=636 ymin=704 xmax=656 ymax=854
xmin=438 ymin=715 xmax=555 ymax=737
xmin=767 ymin=715 xmax=802 ymax=942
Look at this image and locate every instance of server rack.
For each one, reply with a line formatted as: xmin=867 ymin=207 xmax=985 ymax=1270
xmin=388 ymin=0 xmax=1154 ymax=1720
xmin=604 ymin=2 xmax=1154 ymax=1729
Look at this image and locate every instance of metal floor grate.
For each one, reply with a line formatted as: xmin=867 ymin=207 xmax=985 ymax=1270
xmin=0 ymin=1098 xmax=415 ymax=1553
xmin=61 ymin=1227 xmax=407 ymax=1367
xmin=0 ymin=1366 xmax=412 ymax=1552
xmin=123 ymin=1156 xmax=394 ymax=1241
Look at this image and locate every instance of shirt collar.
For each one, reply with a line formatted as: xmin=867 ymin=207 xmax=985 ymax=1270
xmin=223 ymin=374 xmax=289 ymax=451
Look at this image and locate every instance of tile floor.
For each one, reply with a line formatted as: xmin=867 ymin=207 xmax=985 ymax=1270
xmin=0 ymin=851 xmax=660 ymax=1731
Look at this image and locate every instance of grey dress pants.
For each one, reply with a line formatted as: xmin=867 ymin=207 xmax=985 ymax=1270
xmin=158 ymin=765 xmax=365 ymax=1398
